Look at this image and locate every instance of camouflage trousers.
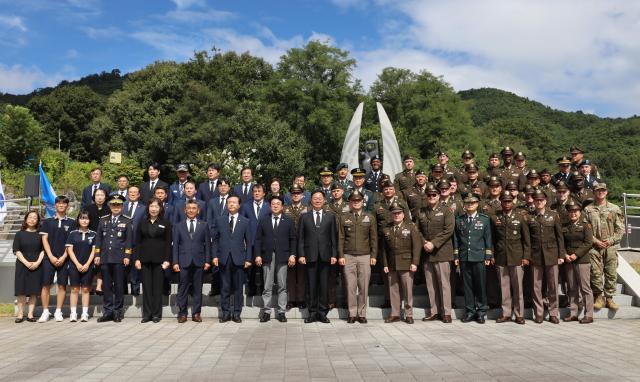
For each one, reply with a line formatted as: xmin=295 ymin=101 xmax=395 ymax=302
xmin=590 ymin=248 xmax=618 ymax=297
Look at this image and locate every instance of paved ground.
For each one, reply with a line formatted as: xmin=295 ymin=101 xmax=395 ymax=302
xmin=1 ymin=318 xmax=639 ymax=381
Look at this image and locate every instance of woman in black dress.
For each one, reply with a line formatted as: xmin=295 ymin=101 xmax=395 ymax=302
xmin=86 ymin=188 xmax=110 ymax=294
xmin=134 ymin=198 xmax=172 ymax=323
xmin=14 ymin=211 xmax=45 ymax=323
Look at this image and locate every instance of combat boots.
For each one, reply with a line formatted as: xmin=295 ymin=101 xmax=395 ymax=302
xmin=593 ymin=294 xmax=605 ymax=310
xmin=605 ymin=297 xmax=619 ymax=312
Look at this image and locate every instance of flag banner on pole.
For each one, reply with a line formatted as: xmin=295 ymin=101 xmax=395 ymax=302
xmin=38 ymin=163 xmax=57 ymax=218
xmin=0 ymin=172 xmax=6 ymax=224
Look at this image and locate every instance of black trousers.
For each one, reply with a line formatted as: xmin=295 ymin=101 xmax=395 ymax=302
xmin=220 ymin=263 xmax=245 ymax=316
xmin=177 ymin=265 xmax=203 ymax=316
xmin=101 ymin=263 xmax=125 ymax=317
xmin=141 ymin=262 xmax=164 ymax=319
xmin=306 ymin=260 xmax=330 ymax=319
xmin=461 ymin=261 xmax=487 ymax=316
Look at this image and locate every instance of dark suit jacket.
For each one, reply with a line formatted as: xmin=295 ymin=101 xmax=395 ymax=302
xmin=172 ymin=219 xmax=211 ymax=267
xmin=173 ymin=199 xmax=207 ymax=224
xmin=240 ymin=199 xmax=272 ymax=245
xmin=298 ymin=210 xmax=338 ymax=263
xmin=168 ymin=181 xmax=187 ymax=206
xmin=212 ymin=214 xmax=252 ymax=266
xmin=123 ymin=201 xmax=146 ymax=232
xmin=197 ymin=180 xmax=220 ymax=204
xmin=206 ymin=195 xmax=230 ymax=232
xmin=139 ymin=179 xmax=168 ymax=204
xmin=233 ymin=183 xmax=254 ymax=203
xmin=135 ymin=218 xmax=172 ymax=263
xmin=254 ymin=214 xmax=297 ymax=264
xmin=81 ymin=183 xmax=112 ymax=209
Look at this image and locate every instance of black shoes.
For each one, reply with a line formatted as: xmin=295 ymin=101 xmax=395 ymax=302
xmin=260 ymin=313 xmax=271 ymax=323
xmin=358 ymin=317 xmax=367 ymax=324
xmin=346 ymin=316 xmax=356 ymax=324
xmin=97 ymin=315 xmax=113 ymax=323
xmin=276 ymin=313 xmax=287 ymax=323
xmin=141 ymin=317 xmax=151 ymax=323
xmin=152 ymin=317 xmax=161 ymax=323
xmin=476 ymin=315 xmax=486 ymax=324
xmin=232 ymin=315 xmax=242 ymax=323
xmin=219 ymin=314 xmax=231 ymax=323
xmin=304 ymin=316 xmax=316 ymax=323
xmin=318 ymin=316 xmax=330 ymax=324
xmin=461 ymin=314 xmax=477 ymax=323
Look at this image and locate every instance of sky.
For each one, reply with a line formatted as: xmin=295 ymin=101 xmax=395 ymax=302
xmin=1 ymin=0 xmax=639 ymax=118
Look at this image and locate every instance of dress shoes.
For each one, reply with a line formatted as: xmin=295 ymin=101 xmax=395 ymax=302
xmin=177 ymin=315 xmax=187 ymax=323
xmin=442 ymin=315 xmax=452 ymax=323
xmin=219 ymin=314 xmax=231 ymax=323
xmin=328 ymin=303 xmax=336 ymax=310
xmin=533 ymin=316 xmax=543 ymax=324
xmin=277 ymin=313 xmax=287 ymax=323
xmin=232 ymin=315 xmax=242 ymax=323
xmin=14 ymin=317 xmax=24 ymax=323
xmin=113 ymin=315 xmax=122 ymax=323
xmin=298 ymin=302 xmax=307 ymax=309
xmin=304 ymin=316 xmax=316 ymax=323
xmin=97 ymin=315 xmax=113 ymax=323
xmin=579 ymin=316 xmax=593 ymax=324
xmin=495 ymin=316 xmax=511 ymax=323
xmin=152 ymin=317 xmax=161 ymax=323
xmin=422 ymin=314 xmax=439 ymax=322
xmin=318 ymin=316 xmax=330 ymax=324
xmin=141 ymin=317 xmax=152 ymax=323
xmin=563 ymin=315 xmax=579 ymax=322
xmin=515 ymin=317 xmax=525 ymax=325
xmin=192 ymin=314 xmax=202 ymax=323
xmin=405 ymin=317 xmax=414 ymax=324
xmin=260 ymin=313 xmax=271 ymax=323
xmin=286 ymin=302 xmax=296 ymax=310
xmin=476 ymin=315 xmax=486 ymax=324
xmin=358 ymin=317 xmax=367 ymax=324
xmin=346 ymin=316 xmax=356 ymax=324
xmin=461 ymin=314 xmax=477 ymax=323
xmin=549 ymin=316 xmax=560 ymax=324
xmin=384 ymin=316 xmax=401 ymax=323
xmin=27 ymin=317 xmax=37 ymax=322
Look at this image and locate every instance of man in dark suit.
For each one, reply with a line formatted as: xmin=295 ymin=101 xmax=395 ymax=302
xmin=365 ymin=155 xmax=387 ymax=193
xmin=123 ymin=186 xmax=146 ymax=295
xmin=173 ymin=180 xmax=206 ymax=224
xmin=240 ymin=184 xmax=271 ymax=297
xmin=254 ymin=196 xmax=297 ymax=322
xmin=172 ymin=199 xmax=211 ymax=323
xmin=140 ymin=162 xmax=168 ymax=204
xmin=153 ymin=186 xmax=176 ymax=296
xmin=81 ymin=167 xmax=112 ymax=209
xmin=298 ymin=190 xmax=338 ymax=323
xmin=198 ymin=163 xmax=221 ymax=204
xmin=212 ymin=195 xmax=252 ymax=323
xmin=113 ymin=175 xmax=130 ymax=200
xmin=205 ymin=178 xmax=231 ymax=297
xmin=168 ymin=163 xmax=190 ymax=206
xmin=233 ymin=166 xmax=254 ymax=203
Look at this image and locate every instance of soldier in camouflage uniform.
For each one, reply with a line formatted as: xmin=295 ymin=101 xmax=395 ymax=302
xmin=283 ymin=184 xmax=309 ymax=309
xmin=583 ymin=183 xmax=624 ymax=311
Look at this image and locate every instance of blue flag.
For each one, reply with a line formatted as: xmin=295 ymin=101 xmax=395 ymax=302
xmin=39 ymin=163 xmax=57 ymax=218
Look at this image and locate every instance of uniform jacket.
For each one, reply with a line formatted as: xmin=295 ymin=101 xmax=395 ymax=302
xmin=393 ymin=170 xmax=416 ymax=191
xmin=94 ymin=214 xmax=134 ymax=263
xmin=337 ymin=211 xmax=377 ymax=258
xmin=453 ymin=213 xmax=493 ymax=262
xmin=490 ymin=210 xmax=531 ymax=266
xmin=528 ymin=209 xmax=566 ymax=266
xmin=381 ymin=221 xmax=422 ymax=271
xmin=417 ymin=203 xmax=455 ymax=262
xmin=562 ymin=219 xmax=594 ymax=264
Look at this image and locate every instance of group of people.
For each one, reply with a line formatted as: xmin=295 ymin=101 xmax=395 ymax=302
xmin=12 ymin=145 xmax=625 ymax=326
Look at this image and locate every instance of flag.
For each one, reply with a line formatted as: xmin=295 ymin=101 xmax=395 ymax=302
xmin=0 ymin=171 xmax=6 ymax=224
xmin=39 ymin=162 xmax=57 ymax=218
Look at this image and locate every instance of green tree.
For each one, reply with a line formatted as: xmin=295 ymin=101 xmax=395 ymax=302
xmin=0 ymin=105 xmax=45 ymax=167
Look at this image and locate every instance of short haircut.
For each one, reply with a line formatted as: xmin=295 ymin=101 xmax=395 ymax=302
xmin=90 ymin=167 xmax=102 ymax=174
xmin=227 ymin=194 xmax=241 ymax=204
xmin=207 ymin=163 xmax=221 ymax=171
xmin=294 ymin=173 xmax=306 ymax=180
xmin=270 ymin=195 xmax=284 ymax=205
xmin=184 ymin=180 xmax=197 ymax=187
xmin=240 ymin=166 xmax=253 ymax=175
xmin=55 ymin=195 xmax=69 ymax=204
xmin=117 ymin=174 xmax=129 ymax=181
xmin=253 ymin=183 xmax=265 ymax=192
xmin=154 ymin=186 xmax=168 ymax=193
xmin=76 ymin=209 xmax=91 ymax=225
xmin=148 ymin=162 xmax=161 ymax=171
xmin=146 ymin=198 xmax=165 ymax=219
xmin=185 ymin=198 xmax=199 ymax=206
xmin=310 ymin=189 xmax=325 ymax=199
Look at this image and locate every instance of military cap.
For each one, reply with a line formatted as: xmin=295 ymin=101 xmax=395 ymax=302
xmin=499 ymin=190 xmax=514 ymax=201
xmin=570 ymin=171 xmax=584 ymax=180
xmin=555 ymin=181 xmax=569 ymax=192
xmin=437 ymin=150 xmax=448 ymax=157
xmin=437 ymin=179 xmax=451 ymax=190
xmin=488 ymin=152 xmax=499 ymax=159
xmin=540 ymin=168 xmax=551 ymax=175
xmin=532 ymin=189 xmax=546 ymax=200
xmin=556 ymin=156 xmax=572 ymax=165
xmin=505 ymin=180 xmax=518 ymax=191
xmin=523 ymin=185 xmax=535 ymax=195
xmin=425 ymin=183 xmax=439 ymax=194
xmin=487 ymin=176 xmax=502 ymax=187
xmin=566 ymin=200 xmax=582 ymax=211
xmin=527 ymin=169 xmax=540 ymax=179
xmin=415 ymin=169 xmax=426 ymax=177
xmin=569 ymin=146 xmax=584 ymax=154
xmin=380 ymin=174 xmax=391 ymax=181
xmin=465 ymin=163 xmax=479 ymax=173
xmin=514 ymin=151 xmax=526 ymax=160
xmin=462 ymin=192 xmax=480 ymax=203
xmin=330 ymin=182 xmax=343 ymax=191
xmin=348 ymin=189 xmax=364 ymax=201
xmin=350 ymin=167 xmax=366 ymax=177
xmin=593 ymin=183 xmax=608 ymax=191
xmin=108 ymin=194 xmax=126 ymax=205
xmin=579 ymin=159 xmax=592 ymax=167
xmin=431 ymin=164 xmax=444 ymax=172
xmin=371 ymin=154 xmax=382 ymax=162
xmin=500 ymin=146 xmax=514 ymax=156
xmin=176 ymin=163 xmax=189 ymax=172
xmin=461 ymin=150 xmax=475 ymax=159
xmin=389 ymin=201 xmax=404 ymax=213
xmin=319 ymin=166 xmax=333 ymax=176
xmin=403 ymin=154 xmax=414 ymax=161
xmin=380 ymin=179 xmax=394 ymax=189
xmin=290 ymin=184 xmax=304 ymax=194
xmin=446 ymin=175 xmax=457 ymax=183
xmin=336 ymin=163 xmax=349 ymax=171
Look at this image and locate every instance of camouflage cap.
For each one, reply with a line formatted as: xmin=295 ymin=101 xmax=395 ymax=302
xmin=593 ymin=182 xmax=608 ymax=191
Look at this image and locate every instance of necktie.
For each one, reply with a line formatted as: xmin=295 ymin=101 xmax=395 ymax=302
xmin=189 ymin=219 xmax=195 ymax=238
xmin=256 ymin=202 xmax=261 ymax=217
xmin=394 ymin=225 xmax=399 ymax=234
xmin=315 ymin=211 xmax=321 ymax=227
xmin=120 ymin=191 xmax=125 ymax=197
xmin=92 ymin=184 xmax=97 ymax=196
xmin=150 ymin=181 xmax=155 ymax=191
xmin=273 ymin=216 xmax=279 ymax=231
xmin=229 ymin=216 xmax=234 ymax=233
xmin=128 ymin=203 xmax=134 ymax=216
xmin=209 ymin=181 xmax=214 ymax=192
xmin=243 ymin=184 xmax=248 ymax=197
xmin=111 ymin=216 xmax=117 ymax=226
xmin=179 ymin=183 xmax=184 ymax=193
xmin=219 ymin=197 xmax=225 ymax=211
xmin=468 ymin=216 xmax=472 ymax=224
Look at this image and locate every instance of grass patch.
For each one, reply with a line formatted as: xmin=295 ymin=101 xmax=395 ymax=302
xmin=631 ymin=263 xmax=640 ymax=275
xmin=0 ymin=303 xmax=15 ymax=317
